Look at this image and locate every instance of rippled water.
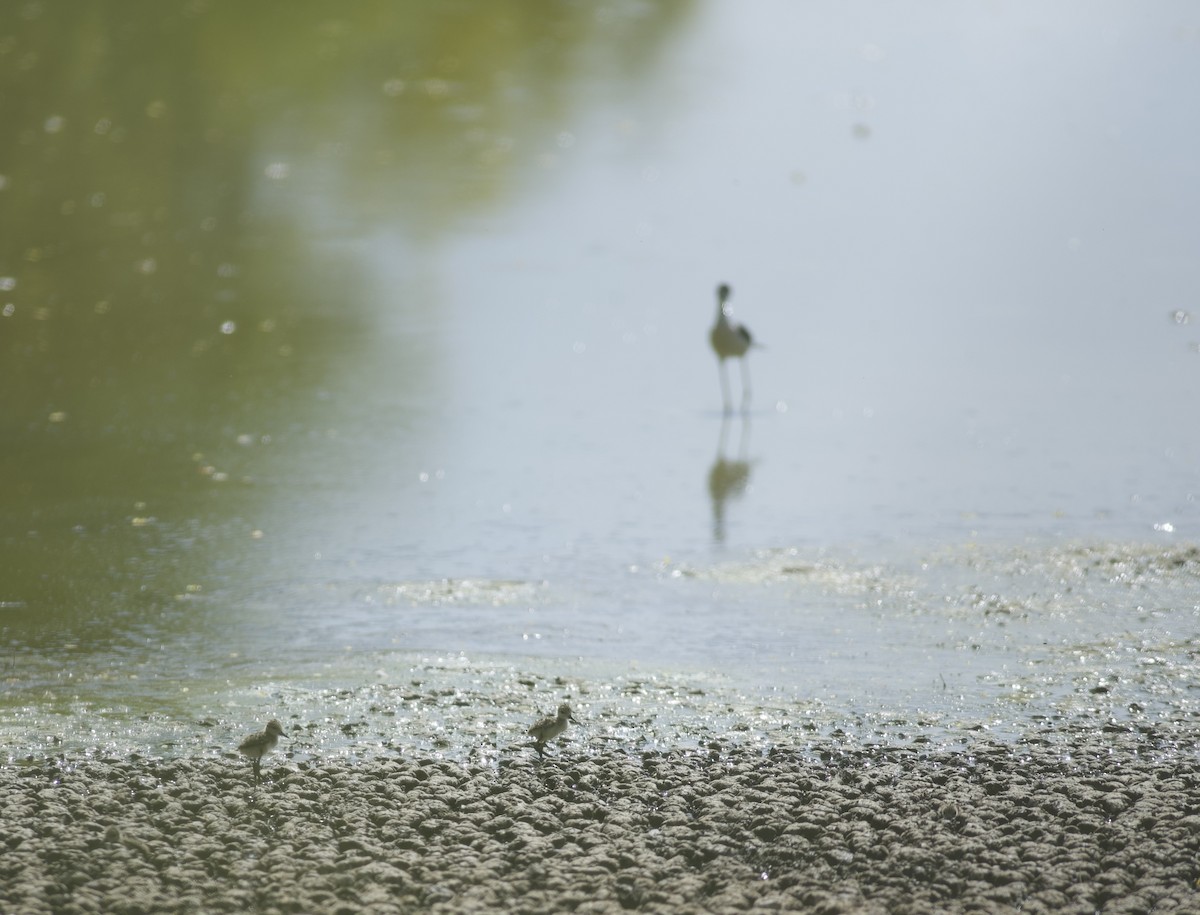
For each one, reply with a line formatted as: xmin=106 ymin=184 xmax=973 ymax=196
xmin=5 ymin=540 xmax=1199 ymax=763
xmin=3 ymin=1 xmax=1200 ymax=759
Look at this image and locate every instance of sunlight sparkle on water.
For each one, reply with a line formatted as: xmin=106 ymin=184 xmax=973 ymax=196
xmin=4 ymin=0 xmax=1200 ymax=764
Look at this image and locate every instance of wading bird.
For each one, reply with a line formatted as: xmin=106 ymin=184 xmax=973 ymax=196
xmin=238 ymin=719 xmax=287 ymax=782
xmin=527 ymin=703 xmax=579 ymax=759
xmin=709 ymin=283 xmax=756 ymax=412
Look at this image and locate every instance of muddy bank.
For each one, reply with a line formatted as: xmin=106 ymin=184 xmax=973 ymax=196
xmin=3 ymin=724 xmax=1199 ymax=914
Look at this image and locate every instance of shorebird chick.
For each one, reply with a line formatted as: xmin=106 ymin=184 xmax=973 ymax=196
xmin=527 ymin=703 xmax=579 ymax=759
xmin=238 ymin=719 xmax=287 ymax=782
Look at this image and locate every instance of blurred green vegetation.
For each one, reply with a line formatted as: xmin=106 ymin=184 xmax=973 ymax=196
xmin=0 ymin=0 xmax=693 ymax=626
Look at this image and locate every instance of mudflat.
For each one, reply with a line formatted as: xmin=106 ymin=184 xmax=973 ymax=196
xmin=3 ymin=722 xmax=1198 ymax=914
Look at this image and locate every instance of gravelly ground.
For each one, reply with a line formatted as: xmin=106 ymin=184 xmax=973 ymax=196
xmin=4 ymin=722 xmax=1200 ymax=914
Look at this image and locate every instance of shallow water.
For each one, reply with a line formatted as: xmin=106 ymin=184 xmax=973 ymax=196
xmin=3 ymin=2 xmax=1200 ymax=758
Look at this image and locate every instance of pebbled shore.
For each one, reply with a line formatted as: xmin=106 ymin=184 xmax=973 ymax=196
xmin=4 ymin=726 xmax=1200 ymax=914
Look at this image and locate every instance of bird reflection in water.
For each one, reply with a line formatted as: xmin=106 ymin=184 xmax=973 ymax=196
xmin=708 ymin=411 xmax=753 ymax=544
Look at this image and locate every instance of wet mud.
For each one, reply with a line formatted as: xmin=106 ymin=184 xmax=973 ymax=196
xmin=4 ymin=722 xmax=1199 ymax=914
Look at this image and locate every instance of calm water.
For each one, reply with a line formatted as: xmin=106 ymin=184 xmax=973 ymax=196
xmin=3 ymin=1 xmax=1200 ymax=755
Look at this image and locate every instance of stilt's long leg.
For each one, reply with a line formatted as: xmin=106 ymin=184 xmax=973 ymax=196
xmin=739 ymin=358 xmax=752 ymax=412
xmin=719 ymin=360 xmax=732 ymax=413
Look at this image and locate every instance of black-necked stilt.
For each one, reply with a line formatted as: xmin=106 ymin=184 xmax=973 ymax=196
xmin=527 ymin=703 xmax=578 ymax=759
xmin=709 ymin=283 xmax=755 ymax=412
xmin=238 ymin=719 xmax=287 ymax=782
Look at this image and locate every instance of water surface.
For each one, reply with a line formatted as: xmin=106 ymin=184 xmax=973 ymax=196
xmin=3 ymin=1 xmax=1199 ymax=757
